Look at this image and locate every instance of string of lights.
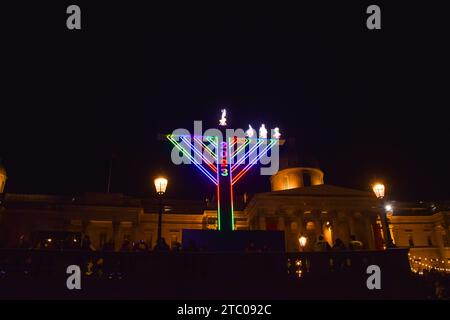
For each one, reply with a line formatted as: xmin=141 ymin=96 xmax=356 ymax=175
xmin=407 ymin=252 xmax=450 ymax=274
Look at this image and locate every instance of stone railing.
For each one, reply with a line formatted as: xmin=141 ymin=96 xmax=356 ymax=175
xmin=0 ymin=248 xmax=419 ymax=299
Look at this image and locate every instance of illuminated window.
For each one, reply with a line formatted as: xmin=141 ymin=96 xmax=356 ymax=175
xmin=290 ymin=222 xmax=298 ymax=230
xmin=306 ymin=221 xmax=315 ymax=231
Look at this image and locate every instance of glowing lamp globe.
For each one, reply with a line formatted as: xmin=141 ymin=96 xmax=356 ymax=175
xmin=298 ymin=236 xmax=307 ymax=248
xmin=372 ymin=183 xmax=385 ymax=199
xmin=154 ymin=177 xmax=168 ymax=195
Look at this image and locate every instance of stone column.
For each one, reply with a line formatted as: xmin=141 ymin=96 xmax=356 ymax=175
xmin=277 ymin=215 xmax=287 ymax=250
xmin=329 ymin=212 xmax=337 ymax=242
xmin=259 ymin=216 xmax=266 ymax=230
xmin=387 ymin=217 xmax=395 ymax=245
xmin=434 ymin=225 xmax=446 ymax=261
xmin=314 ymin=213 xmax=322 ymax=240
xmin=81 ymin=220 xmax=90 ymax=237
xmin=112 ymin=221 xmax=120 ymax=251
xmin=347 ymin=213 xmax=356 ymax=237
xmin=331 ymin=213 xmax=339 ymax=243
xmin=132 ymin=222 xmax=139 ymax=242
xmin=297 ymin=213 xmax=305 ymax=236
xmin=278 ymin=216 xmax=286 ymax=231
xmin=364 ymin=215 xmax=376 ymax=250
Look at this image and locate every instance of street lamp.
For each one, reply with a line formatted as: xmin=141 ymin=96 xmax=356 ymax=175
xmin=298 ymin=235 xmax=307 ymax=252
xmin=154 ymin=176 xmax=168 ymax=246
xmin=154 ymin=177 xmax=168 ymax=195
xmin=372 ymin=182 xmax=395 ymax=248
xmin=372 ymin=183 xmax=385 ymax=199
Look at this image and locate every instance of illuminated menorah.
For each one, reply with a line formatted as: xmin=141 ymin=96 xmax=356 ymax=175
xmin=166 ymin=110 xmax=283 ymax=232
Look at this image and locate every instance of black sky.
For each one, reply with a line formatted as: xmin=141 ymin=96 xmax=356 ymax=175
xmin=1 ymin=1 xmax=449 ymax=201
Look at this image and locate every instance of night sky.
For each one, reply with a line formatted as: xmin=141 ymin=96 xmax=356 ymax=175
xmin=2 ymin=2 xmax=449 ymax=201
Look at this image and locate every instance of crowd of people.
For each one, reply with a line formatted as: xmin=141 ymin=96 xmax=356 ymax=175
xmin=413 ymin=269 xmax=450 ymax=299
xmin=2 ymin=234 xmax=449 ymax=299
xmin=11 ymin=233 xmax=382 ymax=254
xmin=16 ymin=234 xmax=179 ymax=252
xmin=313 ymin=235 xmax=364 ymax=252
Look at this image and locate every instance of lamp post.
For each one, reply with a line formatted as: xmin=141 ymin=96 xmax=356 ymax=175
xmin=372 ymin=182 xmax=395 ymax=248
xmin=154 ymin=176 xmax=168 ymax=245
xmin=298 ymin=235 xmax=307 ymax=252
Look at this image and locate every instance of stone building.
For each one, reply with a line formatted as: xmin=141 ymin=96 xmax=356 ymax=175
xmin=0 ymin=160 xmax=449 ymax=270
xmin=245 ymin=172 xmax=384 ymax=252
xmin=389 ymin=202 xmax=450 ymax=270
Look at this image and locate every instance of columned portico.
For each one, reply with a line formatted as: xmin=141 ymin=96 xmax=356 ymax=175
xmin=243 ymin=183 xmax=384 ymax=251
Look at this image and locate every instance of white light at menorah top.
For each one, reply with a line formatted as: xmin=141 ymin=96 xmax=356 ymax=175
xmin=219 ymin=109 xmax=227 ymax=126
xmin=259 ymin=124 xmax=268 ymax=139
xmin=246 ymin=125 xmax=255 ymax=138
xmin=273 ymin=127 xmax=281 ymax=139
xmin=167 ymin=109 xmax=282 ymax=231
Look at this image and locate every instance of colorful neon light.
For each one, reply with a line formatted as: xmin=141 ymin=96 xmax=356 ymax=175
xmin=193 ymin=136 xmax=217 ymax=160
xmin=228 ymin=137 xmax=235 ymax=230
xmin=181 ymin=136 xmax=217 ymax=173
xmin=232 ymin=139 xmax=278 ymax=185
xmin=230 ymin=137 xmax=250 ymax=160
xmin=206 ymin=136 xmax=218 ymax=150
xmin=167 ymin=135 xmax=218 ymax=185
xmin=231 ymin=138 xmax=265 ymax=173
xmin=215 ymin=145 xmax=221 ymax=231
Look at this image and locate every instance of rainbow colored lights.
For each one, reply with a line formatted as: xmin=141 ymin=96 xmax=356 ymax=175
xmin=167 ymin=134 xmax=218 ymax=185
xmin=232 ymin=138 xmax=278 ymax=186
xmin=167 ymin=131 xmax=279 ymax=231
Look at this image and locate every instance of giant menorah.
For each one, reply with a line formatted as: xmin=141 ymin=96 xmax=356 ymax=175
xmin=167 ymin=110 xmax=282 ymax=231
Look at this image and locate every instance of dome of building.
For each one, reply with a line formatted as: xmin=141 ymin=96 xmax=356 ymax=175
xmin=270 ymin=166 xmax=324 ymax=191
xmin=271 ymin=138 xmax=324 ymax=191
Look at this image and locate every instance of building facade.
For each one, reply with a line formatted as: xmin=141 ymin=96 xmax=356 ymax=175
xmin=0 ymin=162 xmax=449 ymax=270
